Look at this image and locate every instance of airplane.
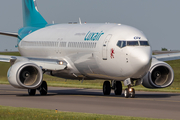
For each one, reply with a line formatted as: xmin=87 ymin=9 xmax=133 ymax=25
xmin=0 ymin=0 xmax=180 ymax=98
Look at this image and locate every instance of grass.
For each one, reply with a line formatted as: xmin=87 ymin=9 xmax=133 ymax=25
xmin=0 ymin=106 xmax=171 ymax=120
xmin=0 ymin=52 xmax=180 ymax=93
xmin=0 ymin=52 xmax=21 ymax=56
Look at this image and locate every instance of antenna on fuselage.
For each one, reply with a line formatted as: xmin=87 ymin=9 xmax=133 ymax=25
xmin=79 ymin=18 xmax=82 ymax=25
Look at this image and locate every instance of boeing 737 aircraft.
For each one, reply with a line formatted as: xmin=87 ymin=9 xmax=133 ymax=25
xmin=0 ymin=0 xmax=180 ymax=98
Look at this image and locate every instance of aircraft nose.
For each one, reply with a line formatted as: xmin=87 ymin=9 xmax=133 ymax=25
xmin=129 ymin=47 xmax=152 ymax=78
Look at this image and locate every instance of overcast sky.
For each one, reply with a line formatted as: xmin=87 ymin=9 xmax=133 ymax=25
xmin=0 ymin=0 xmax=180 ymax=51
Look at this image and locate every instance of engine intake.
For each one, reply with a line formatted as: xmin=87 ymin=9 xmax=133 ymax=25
xmin=142 ymin=59 xmax=174 ymax=88
xmin=7 ymin=61 xmax=43 ymax=89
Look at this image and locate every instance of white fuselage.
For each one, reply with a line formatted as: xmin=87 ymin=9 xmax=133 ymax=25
xmin=18 ymin=23 xmax=152 ymax=81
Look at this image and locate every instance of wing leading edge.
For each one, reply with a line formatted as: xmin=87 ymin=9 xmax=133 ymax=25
xmin=153 ymin=52 xmax=180 ymax=61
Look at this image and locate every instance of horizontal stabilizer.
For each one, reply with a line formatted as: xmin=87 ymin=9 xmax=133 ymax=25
xmin=0 ymin=31 xmax=18 ymax=38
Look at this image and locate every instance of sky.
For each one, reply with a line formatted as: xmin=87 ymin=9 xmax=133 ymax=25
xmin=0 ymin=0 xmax=180 ymax=51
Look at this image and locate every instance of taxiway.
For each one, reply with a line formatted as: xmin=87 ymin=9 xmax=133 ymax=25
xmin=0 ymin=84 xmax=180 ymax=120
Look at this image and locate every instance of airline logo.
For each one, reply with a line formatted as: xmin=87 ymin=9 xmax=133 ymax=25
xmin=84 ymin=31 xmax=104 ymax=41
xmin=110 ymin=48 xmax=115 ymax=59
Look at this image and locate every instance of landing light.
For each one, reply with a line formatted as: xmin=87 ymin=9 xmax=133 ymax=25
xmin=129 ymin=88 xmax=133 ymax=92
xmin=57 ymin=61 xmax=67 ymax=65
xmin=58 ymin=61 xmax=64 ymax=65
xmin=59 ymin=61 xmax=63 ymax=65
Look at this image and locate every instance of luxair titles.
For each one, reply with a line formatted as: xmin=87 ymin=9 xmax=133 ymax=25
xmin=84 ymin=31 xmax=104 ymax=41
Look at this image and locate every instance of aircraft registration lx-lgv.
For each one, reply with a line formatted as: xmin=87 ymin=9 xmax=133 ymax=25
xmin=0 ymin=0 xmax=180 ymax=98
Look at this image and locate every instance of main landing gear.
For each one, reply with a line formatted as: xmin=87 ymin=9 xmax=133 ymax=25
xmin=28 ymin=81 xmax=48 ymax=96
xmin=103 ymin=80 xmax=122 ymax=96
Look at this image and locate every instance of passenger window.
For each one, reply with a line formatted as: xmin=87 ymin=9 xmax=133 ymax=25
xmin=117 ymin=41 xmax=126 ymax=48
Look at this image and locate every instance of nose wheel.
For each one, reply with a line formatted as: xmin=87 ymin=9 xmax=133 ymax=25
xmin=124 ymin=87 xmax=135 ymax=98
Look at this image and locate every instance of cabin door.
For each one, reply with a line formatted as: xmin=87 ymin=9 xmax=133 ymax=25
xmin=102 ymin=34 xmax=112 ymax=60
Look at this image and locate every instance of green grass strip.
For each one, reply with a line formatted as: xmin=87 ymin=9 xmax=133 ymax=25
xmin=0 ymin=106 xmax=170 ymax=120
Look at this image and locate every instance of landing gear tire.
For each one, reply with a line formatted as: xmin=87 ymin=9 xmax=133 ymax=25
xmin=124 ymin=88 xmax=135 ymax=98
xmin=129 ymin=88 xmax=135 ymax=98
xmin=103 ymin=81 xmax=111 ymax=95
xmin=124 ymin=88 xmax=129 ymax=98
xmin=28 ymin=89 xmax=36 ymax=96
xmin=114 ymin=81 xmax=122 ymax=95
xmin=38 ymin=81 xmax=48 ymax=95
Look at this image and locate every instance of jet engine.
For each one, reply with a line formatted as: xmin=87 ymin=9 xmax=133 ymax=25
xmin=142 ymin=58 xmax=174 ymax=88
xmin=7 ymin=61 xmax=43 ymax=89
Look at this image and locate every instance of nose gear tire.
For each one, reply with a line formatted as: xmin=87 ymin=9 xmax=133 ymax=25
xmin=124 ymin=88 xmax=129 ymax=98
xmin=129 ymin=88 xmax=135 ymax=98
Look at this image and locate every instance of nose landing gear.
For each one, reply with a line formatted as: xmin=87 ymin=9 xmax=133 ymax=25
xmin=123 ymin=78 xmax=138 ymax=98
xmin=124 ymin=86 xmax=135 ymax=98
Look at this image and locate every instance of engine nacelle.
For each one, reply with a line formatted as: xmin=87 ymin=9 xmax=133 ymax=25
xmin=142 ymin=58 xmax=174 ymax=88
xmin=7 ymin=61 xmax=43 ymax=89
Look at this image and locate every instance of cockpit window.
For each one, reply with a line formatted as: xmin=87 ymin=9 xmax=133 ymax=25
xmin=139 ymin=41 xmax=149 ymax=46
xmin=117 ymin=41 xmax=126 ymax=48
xmin=127 ymin=41 xmax=139 ymax=46
xmin=117 ymin=40 xmax=149 ymax=48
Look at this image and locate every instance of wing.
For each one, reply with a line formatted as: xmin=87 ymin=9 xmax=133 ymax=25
xmin=0 ymin=55 xmax=67 ymax=71
xmin=153 ymin=52 xmax=180 ymax=61
xmin=0 ymin=31 xmax=18 ymax=38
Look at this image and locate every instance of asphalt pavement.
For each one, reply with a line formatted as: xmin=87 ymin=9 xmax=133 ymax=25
xmin=0 ymin=84 xmax=180 ymax=120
